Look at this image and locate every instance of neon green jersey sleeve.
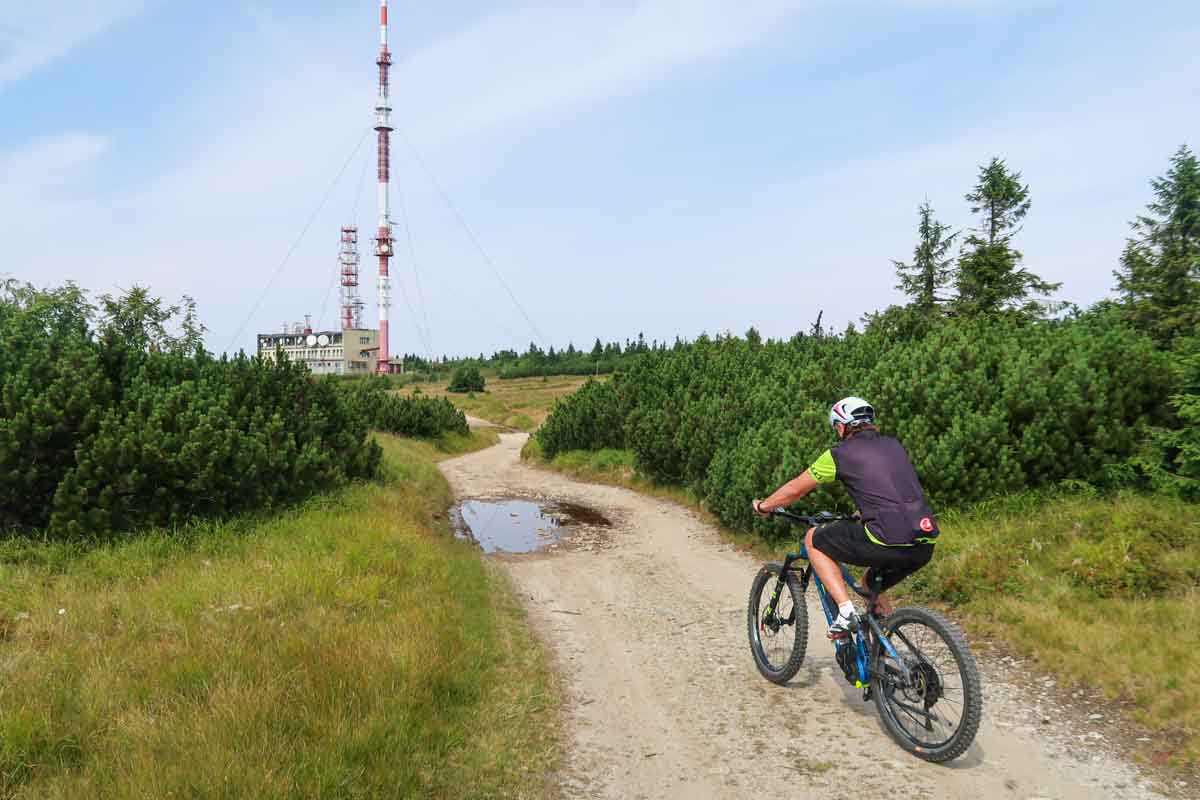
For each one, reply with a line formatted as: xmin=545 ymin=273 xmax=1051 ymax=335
xmin=807 ymin=449 xmax=837 ymax=484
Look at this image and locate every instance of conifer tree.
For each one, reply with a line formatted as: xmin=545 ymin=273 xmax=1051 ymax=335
xmin=894 ymin=201 xmax=957 ymax=311
xmin=1114 ymin=144 xmax=1200 ymax=345
xmin=955 ymin=157 xmax=1059 ymax=315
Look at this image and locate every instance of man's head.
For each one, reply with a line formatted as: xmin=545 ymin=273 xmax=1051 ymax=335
xmin=829 ymin=396 xmax=876 ymax=440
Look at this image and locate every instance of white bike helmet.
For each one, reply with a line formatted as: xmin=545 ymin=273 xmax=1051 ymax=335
xmin=829 ymin=396 xmax=875 ymax=430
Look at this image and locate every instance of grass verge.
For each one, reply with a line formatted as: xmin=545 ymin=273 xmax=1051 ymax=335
xmin=524 ymin=445 xmax=1200 ymax=769
xmin=0 ymin=429 xmax=559 ymax=799
xmin=403 ymin=375 xmax=595 ymax=431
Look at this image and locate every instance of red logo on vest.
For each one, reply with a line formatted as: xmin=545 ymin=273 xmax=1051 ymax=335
xmin=919 ymin=517 xmax=934 ymax=533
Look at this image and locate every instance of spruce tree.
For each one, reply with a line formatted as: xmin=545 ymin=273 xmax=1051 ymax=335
xmin=955 ymin=157 xmax=1060 ymax=315
xmin=894 ymin=201 xmax=957 ymax=311
xmin=1114 ymin=144 xmax=1200 ymax=345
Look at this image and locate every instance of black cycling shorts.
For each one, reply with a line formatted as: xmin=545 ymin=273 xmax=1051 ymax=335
xmin=810 ymin=519 xmax=934 ymax=592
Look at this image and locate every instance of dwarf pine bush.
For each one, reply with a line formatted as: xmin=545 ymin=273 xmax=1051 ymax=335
xmin=448 ymin=365 xmax=485 ymax=393
xmin=0 ymin=283 xmax=390 ymax=538
xmin=537 ymin=312 xmax=1172 ymax=533
xmin=337 ymin=376 xmax=469 ymax=438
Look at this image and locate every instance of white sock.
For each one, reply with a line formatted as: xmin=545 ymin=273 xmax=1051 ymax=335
xmin=837 ymin=601 xmax=855 ymax=620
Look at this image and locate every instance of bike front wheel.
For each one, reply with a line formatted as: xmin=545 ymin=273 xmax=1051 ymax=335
xmin=872 ymin=606 xmax=982 ymax=762
xmin=747 ymin=563 xmax=808 ymax=684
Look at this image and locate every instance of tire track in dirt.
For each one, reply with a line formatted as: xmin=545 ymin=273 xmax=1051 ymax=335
xmin=440 ymin=432 xmax=1171 ymax=800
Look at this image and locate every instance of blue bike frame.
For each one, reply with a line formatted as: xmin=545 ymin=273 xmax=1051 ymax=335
xmin=778 ymin=537 xmax=906 ymax=689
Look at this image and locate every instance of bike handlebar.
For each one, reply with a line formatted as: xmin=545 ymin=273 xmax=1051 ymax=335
xmin=769 ymin=508 xmax=852 ymax=526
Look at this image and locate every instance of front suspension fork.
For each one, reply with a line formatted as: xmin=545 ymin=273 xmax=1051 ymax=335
xmin=763 ymin=554 xmax=808 ymax=623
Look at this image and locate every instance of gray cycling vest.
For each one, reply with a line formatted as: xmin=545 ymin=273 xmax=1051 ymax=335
xmin=830 ymin=431 xmax=938 ymax=545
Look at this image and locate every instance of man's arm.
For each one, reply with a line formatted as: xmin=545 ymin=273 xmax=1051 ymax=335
xmin=754 ymin=470 xmax=819 ymax=515
xmin=753 ymin=450 xmax=837 ymax=516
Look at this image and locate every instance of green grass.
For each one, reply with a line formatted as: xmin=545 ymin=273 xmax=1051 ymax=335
xmin=403 ymin=375 xmax=597 ymax=431
xmin=0 ymin=429 xmax=559 ymax=798
xmin=527 ymin=445 xmax=1200 ymax=769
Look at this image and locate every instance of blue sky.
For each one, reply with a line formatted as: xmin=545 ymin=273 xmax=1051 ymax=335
xmin=3 ymin=1 xmax=1198 ymax=357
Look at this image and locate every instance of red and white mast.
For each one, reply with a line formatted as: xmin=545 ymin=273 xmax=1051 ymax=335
xmin=339 ymin=226 xmax=363 ymax=329
xmin=374 ymin=0 xmax=394 ymax=372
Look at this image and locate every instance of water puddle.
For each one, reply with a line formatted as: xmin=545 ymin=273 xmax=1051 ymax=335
xmin=452 ymin=498 xmax=611 ymax=554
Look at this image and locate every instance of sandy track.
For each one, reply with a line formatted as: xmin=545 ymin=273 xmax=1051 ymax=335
xmin=440 ymin=433 xmax=1169 ymax=800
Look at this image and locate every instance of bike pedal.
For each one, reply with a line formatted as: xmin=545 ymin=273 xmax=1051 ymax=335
xmin=826 ymin=630 xmax=851 ymax=641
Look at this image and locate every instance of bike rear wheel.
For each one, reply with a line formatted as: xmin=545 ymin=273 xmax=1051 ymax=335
xmin=747 ymin=563 xmax=808 ymax=684
xmin=872 ymin=606 xmax=982 ymax=762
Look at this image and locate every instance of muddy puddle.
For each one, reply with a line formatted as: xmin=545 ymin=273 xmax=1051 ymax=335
xmin=452 ymin=498 xmax=611 ymax=554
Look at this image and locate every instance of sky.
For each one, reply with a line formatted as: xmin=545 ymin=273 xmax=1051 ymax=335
xmin=2 ymin=0 xmax=1198 ymax=358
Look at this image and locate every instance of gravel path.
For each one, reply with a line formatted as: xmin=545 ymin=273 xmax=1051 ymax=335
xmin=440 ymin=432 xmax=1176 ymax=800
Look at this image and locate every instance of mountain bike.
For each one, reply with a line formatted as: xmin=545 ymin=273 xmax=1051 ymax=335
xmin=747 ymin=508 xmax=982 ymax=762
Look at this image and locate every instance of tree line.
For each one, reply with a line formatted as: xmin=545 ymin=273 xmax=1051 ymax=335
xmin=390 ymin=335 xmax=666 ymax=383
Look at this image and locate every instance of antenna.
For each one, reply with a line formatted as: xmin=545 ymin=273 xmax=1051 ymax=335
xmin=339 ymin=226 xmax=364 ymax=329
xmin=374 ymin=0 xmax=394 ymax=372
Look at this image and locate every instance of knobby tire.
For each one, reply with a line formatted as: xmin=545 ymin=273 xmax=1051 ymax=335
xmin=872 ymin=606 xmax=983 ymax=763
xmin=747 ymin=563 xmax=808 ymax=684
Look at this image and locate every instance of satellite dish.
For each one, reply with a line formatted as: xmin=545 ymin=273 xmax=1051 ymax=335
xmin=317 ymin=334 xmax=330 ymax=346
xmin=306 ymin=334 xmax=317 ymax=347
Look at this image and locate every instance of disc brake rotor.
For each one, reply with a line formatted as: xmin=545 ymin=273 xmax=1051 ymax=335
xmin=903 ymin=660 xmax=943 ymax=708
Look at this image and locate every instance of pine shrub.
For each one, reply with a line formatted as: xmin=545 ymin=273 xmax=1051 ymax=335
xmin=1141 ymin=333 xmax=1200 ymax=500
xmin=0 ymin=284 xmax=383 ymax=539
xmin=447 ymin=366 xmax=485 ymax=393
xmin=337 ymin=377 xmax=469 ymax=438
xmin=537 ymin=313 xmax=1173 ymax=532
xmin=535 ymin=379 xmax=625 ymax=457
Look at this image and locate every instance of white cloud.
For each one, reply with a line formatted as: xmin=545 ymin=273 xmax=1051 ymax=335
xmin=0 ymin=131 xmax=109 ymax=189
xmin=397 ymin=0 xmax=813 ymax=146
xmin=0 ymin=1 xmax=147 ymax=91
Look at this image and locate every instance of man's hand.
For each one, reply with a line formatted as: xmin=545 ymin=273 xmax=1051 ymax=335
xmin=752 ymin=499 xmax=771 ymax=518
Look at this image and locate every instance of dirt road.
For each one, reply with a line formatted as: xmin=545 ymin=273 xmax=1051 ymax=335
xmin=440 ymin=432 xmax=1172 ymax=800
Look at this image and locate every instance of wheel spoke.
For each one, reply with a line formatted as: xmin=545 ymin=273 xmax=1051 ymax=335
xmin=878 ymin=618 xmax=968 ymax=749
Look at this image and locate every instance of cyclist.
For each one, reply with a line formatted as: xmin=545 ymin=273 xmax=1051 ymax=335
xmin=752 ymin=396 xmax=937 ymax=638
